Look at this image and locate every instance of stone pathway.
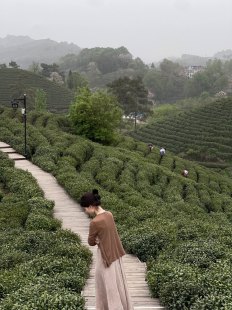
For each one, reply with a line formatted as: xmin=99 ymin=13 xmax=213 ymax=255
xmin=0 ymin=142 xmax=165 ymax=310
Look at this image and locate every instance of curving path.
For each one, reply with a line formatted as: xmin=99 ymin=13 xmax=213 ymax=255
xmin=0 ymin=142 xmax=165 ymax=310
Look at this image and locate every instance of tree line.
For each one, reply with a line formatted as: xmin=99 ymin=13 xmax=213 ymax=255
xmin=2 ymin=47 xmax=232 ymax=105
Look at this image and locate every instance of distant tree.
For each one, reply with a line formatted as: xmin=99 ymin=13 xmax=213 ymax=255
xmin=69 ymin=87 xmax=122 ymax=144
xmin=0 ymin=63 xmax=7 ymax=69
xmin=59 ymin=54 xmax=79 ymax=71
xmin=144 ymin=59 xmax=186 ymax=101
xmin=40 ymin=63 xmax=59 ymax=77
xmin=108 ymin=76 xmax=151 ymax=115
xmin=66 ymin=70 xmax=88 ymax=91
xmin=185 ymin=59 xmax=228 ymax=97
xmin=28 ymin=62 xmax=41 ymax=74
xmin=34 ymin=88 xmax=47 ymax=111
xmin=160 ymin=59 xmax=182 ymax=74
xmin=224 ymin=59 xmax=232 ymax=75
xmin=67 ymin=70 xmax=74 ymax=89
xmin=9 ymin=61 xmax=19 ymax=69
xmin=128 ymin=57 xmax=148 ymax=75
xmin=143 ymin=68 xmax=164 ymax=100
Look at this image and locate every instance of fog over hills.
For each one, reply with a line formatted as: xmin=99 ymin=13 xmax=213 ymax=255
xmin=0 ymin=35 xmax=232 ymax=69
xmin=0 ymin=35 xmax=81 ymax=68
xmin=168 ymin=50 xmax=232 ymax=67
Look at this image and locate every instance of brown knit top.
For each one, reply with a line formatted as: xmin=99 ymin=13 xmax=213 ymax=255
xmin=88 ymin=211 xmax=125 ymax=267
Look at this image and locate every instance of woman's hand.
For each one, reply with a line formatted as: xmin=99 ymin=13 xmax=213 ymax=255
xmin=95 ymin=237 xmax=100 ymax=245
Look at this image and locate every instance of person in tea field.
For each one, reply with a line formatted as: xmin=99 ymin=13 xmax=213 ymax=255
xmin=159 ymin=147 xmax=166 ymax=157
xmin=80 ymin=189 xmax=133 ymax=310
xmin=148 ymin=143 xmax=154 ymax=152
xmin=182 ymin=169 xmax=189 ymax=177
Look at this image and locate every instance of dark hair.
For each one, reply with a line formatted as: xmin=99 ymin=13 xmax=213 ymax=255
xmin=79 ymin=189 xmax=101 ymax=208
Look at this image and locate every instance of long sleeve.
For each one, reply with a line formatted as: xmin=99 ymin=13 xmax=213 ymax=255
xmin=88 ymin=220 xmax=98 ymax=246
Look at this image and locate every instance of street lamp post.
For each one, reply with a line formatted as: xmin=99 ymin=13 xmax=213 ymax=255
xmin=11 ymin=94 xmax=27 ymax=157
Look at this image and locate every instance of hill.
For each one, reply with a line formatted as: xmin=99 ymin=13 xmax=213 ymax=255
xmin=59 ymin=46 xmax=148 ymax=88
xmin=213 ymin=49 xmax=232 ymax=61
xmin=1 ymin=108 xmax=232 ymax=308
xmin=176 ymin=54 xmax=210 ymax=66
xmin=0 ymin=35 xmax=81 ymax=69
xmin=0 ymin=68 xmax=74 ymax=113
xmin=161 ymin=49 xmax=232 ymax=67
xmin=130 ymin=97 xmax=232 ymax=171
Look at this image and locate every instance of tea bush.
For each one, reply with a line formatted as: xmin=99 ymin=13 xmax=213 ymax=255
xmin=0 ymin=153 xmax=91 ymax=309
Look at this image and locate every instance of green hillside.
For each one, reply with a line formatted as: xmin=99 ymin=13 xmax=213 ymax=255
xmin=0 ymin=68 xmax=74 ymax=113
xmin=131 ymin=97 xmax=232 ymax=169
xmin=1 ymin=108 xmax=232 ymax=308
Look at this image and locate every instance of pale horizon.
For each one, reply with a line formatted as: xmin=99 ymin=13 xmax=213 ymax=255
xmin=0 ymin=0 xmax=231 ymax=63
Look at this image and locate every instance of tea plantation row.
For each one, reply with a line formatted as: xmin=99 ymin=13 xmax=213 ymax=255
xmin=1 ymin=108 xmax=232 ymax=309
xmin=0 ymin=152 xmax=91 ymax=309
xmin=131 ymin=97 xmax=232 ymax=164
xmin=0 ymin=68 xmax=73 ymax=113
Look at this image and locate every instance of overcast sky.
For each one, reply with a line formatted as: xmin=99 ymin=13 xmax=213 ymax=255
xmin=0 ymin=0 xmax=231 ymax=63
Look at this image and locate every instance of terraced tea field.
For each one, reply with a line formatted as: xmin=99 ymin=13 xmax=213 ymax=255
xmin=131 ymin=97 xmax=232 ymax=166
xmin=0 ymin=68 xmax=73 ymax=113
xmin=1 ymin=108 xmax=232 ymax=308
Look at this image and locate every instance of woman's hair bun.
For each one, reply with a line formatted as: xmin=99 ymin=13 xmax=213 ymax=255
xmin=92 ymin=189 xmax=101 ymax=202
xmin=80 ymin=189 xmax=101 ymax=208
xmin=92 ymin=189 xmax=99 ymax=195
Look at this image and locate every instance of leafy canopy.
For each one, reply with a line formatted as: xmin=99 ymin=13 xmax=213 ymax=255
xmin=69 ymin=87 xmax=122 ymax=144
xmin=108 ymin=76 xmax=150 ymax=115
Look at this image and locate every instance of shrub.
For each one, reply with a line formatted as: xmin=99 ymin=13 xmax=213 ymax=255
xmin=25 ymin=214 xmax=61 ymax=231
xmin=1 ymin=283 xmax=85 ymax=310
xmin=147 ymin=261 xmax=203 ymax=309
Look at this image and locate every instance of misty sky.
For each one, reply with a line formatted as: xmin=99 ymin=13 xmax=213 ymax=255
xmin=1 ymin=0 xmax=231 ymax=63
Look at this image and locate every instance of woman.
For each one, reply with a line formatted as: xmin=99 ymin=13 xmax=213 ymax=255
xmin=80 ymin=189 xmax=133 ymax=310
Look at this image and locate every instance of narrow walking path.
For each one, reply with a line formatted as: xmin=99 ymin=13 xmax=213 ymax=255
xmin=0 ymin=142 xmax=165 ymax=310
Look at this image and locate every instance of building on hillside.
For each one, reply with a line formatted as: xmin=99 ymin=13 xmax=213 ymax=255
xmin=215 ymin=90 xmax=227 ymax=98
xmin=185 ymin=65 xmax=205 ymax=78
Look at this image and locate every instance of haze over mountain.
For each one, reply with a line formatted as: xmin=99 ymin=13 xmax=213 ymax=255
xmin=1 ymin=0 xmax=232 ymax=63
xmin=1 ymin=35 xmax=232 ymax=70
xmin=0 ymin=35 xmax=81 ymax=68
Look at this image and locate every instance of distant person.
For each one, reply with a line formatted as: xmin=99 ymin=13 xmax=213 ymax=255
xmin=80 ymin=189 xmax=133 ymax=310
xmin=160 ymin=147 xmax=166 ymax=157
xmin=148 ymin=143 xmax=154 ymax=152
xmin=182 ymin=169 xmax=189 ymax=178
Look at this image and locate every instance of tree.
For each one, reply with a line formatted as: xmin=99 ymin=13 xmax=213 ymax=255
xmin=108 ymin=76 xmax=151 ymax=115
xmin=160 ymin=58 xmax=182 ymax=75
xmin=0 ymin=63 xmax=7 ymax=69
xmin=66 ymin=70 xmax=88 ymax=91
xmin=9 ymin=61 xmax=19 ymax=69
xmin=185 ymin=59 xmax=228 ymax=97
xmin=69 ymin=87 xmax=122 ymax=144
xmin=143 ymin=68 xmax=165 ymax=100
xmin=40 ymin=63 xmax=60 ymax=77
xmin=28 ymin=62 xmax=41 ymax=74
xmin=34 ymin=88 xmax=47 ymax=111
xmin=143 ymin=59 xmax=187 ymax=102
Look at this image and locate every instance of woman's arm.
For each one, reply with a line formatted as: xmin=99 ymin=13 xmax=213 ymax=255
xmin=88 ymin=221 xmax=98 ymax=246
